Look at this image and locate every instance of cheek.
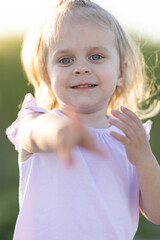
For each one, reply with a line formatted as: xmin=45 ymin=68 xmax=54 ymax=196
xmin=101 ymin=68 xmax=119 ymax=94
xmin=101 ymin=66 xmax=118 ymax=83
xmin=50 ymin=76 xmax=66 ymax=103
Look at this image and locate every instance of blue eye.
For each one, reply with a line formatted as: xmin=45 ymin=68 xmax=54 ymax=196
xmin=59 ymin=58 xmax=73 ymax=64
xmin=89 ymin=54 xmax=103 ymax=61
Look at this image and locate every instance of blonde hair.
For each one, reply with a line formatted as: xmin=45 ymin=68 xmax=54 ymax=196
xmin=21 ymin=0 xmax=160 ymax=119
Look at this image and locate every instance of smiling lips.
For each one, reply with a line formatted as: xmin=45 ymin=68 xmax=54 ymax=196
xmin=71 ymin=84 xmax=98 ymax=89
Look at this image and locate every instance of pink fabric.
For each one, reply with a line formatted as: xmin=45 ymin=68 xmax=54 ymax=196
xmin=6 ymin=94 xmax=152 ymax=240
xmin=6 ymin=94 xmax=47 ymax=151
xmin=143 ymin=120 xmax=152 ymax=140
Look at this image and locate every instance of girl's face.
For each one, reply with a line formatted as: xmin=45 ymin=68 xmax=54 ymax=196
xmin=47 ymin=19 xmax=123 ymax=114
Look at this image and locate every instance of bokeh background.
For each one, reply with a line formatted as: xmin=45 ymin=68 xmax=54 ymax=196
xmin=0 ymin=0 xmax=160 ymax=239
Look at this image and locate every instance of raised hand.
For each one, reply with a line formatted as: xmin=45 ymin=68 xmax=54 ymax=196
xmin=108 ymin=106 xmax=153 ymax=166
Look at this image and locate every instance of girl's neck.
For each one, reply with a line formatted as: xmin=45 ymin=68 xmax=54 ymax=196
xmin=79 ymin=112 xmax=110 ymax=129
xmin=59 ymin=107 xmax=110 ymax=129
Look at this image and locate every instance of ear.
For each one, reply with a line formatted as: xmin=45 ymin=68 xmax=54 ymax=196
xmin=117 ymin=61 xmax=128 ymax=87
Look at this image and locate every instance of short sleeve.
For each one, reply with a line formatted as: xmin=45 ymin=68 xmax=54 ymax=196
xmin=6 ymin=93 xmax=48 ymax=152
xmin=143 ymin=120 xmax=152 ymax=141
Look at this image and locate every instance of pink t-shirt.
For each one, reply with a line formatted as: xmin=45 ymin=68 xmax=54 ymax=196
xmin=6 ymin=94 xmax=152 ymax=240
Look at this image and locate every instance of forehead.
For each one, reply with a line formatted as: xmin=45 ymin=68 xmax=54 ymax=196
xmin=53 ymin=17 xmax=116 ymax=50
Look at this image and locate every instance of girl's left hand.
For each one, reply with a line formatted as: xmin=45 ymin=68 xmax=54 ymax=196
xmin=108 ymin=106 xmax=153 ymax=166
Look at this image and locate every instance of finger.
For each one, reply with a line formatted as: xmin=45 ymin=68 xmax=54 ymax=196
xmin=92 ymin=144 xmax=106 ymax=156
xmin=108 ymin=116 xmax=134 ymax=139
xmin=65 ymin=105 xmax=82 ymax=129
xmin=120 ymin=106 xmax=142 ymax=127
xmin=81 ymin=132 xmax=106 ymax=156
xmin=109 ymin=131 xmax=130 ymax=145
xmin=111 ymin=109 xmax=137 ymax=128
xmin=58 ymin=146 xmax=73 ymax=166
xmin=64 ymin=152 xmax=73 ymax=166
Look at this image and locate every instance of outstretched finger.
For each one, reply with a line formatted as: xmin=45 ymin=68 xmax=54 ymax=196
xmin=111 ymin=109 xmax=137 ymax=128
xmin=65 ymin=105 xmax=83 ymax=129
xmin=58 ymin=146 xmax=73 ymax=166
xmin=81 ymin=132 xmax=106 ymax=157
xmin=120 ymin=106 xmax=142 ymax=127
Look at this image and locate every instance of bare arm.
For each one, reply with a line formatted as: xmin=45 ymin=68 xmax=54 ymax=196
xmin=137 ymin=154 xmax=160 ymax=224
xmin=108 ymin=107 xmax=160 ymax=225
xmin=18 ymin=112 xmax=69 ymax=153
xmin=18 ymin=112 xmax=103 ymax=164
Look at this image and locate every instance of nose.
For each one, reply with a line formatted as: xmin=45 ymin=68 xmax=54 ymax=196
xmin=73 ymin=66 xmax=92 ymax=76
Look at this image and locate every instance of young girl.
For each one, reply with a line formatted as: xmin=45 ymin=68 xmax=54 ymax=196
xmin=6 ymin=0 xmax=160 ymax=239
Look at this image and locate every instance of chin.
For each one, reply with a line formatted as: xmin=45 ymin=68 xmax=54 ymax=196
xmin=75 ymin=104 xmax=97 ymax=114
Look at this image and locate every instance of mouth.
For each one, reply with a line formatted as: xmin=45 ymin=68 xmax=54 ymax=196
xmin=71 ymin=84 xmax=98 ymax=89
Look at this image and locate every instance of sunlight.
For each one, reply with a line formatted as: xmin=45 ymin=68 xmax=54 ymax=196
xmin=0 ymin=0 xmax=160 ymax=40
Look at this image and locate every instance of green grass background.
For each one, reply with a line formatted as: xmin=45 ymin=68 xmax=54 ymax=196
xmin=0 ymin=36 xmax=160 ymax=239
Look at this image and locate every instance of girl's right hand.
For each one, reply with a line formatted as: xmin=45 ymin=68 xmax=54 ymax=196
xmin=55 ymin=113 xmax=104 ymax=166
xmin=18 ymin=109 xmax=104 ymax=164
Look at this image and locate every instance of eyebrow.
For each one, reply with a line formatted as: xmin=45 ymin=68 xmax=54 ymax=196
xmin=86 ymin=46 xmax=110 ymax=53
xmin=53 ymin=46 xmax=110 ymax=57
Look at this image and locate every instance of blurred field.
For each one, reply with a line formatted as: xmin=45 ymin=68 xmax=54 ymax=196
xmin=0 ymin=36 xmax=160 ymax=239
